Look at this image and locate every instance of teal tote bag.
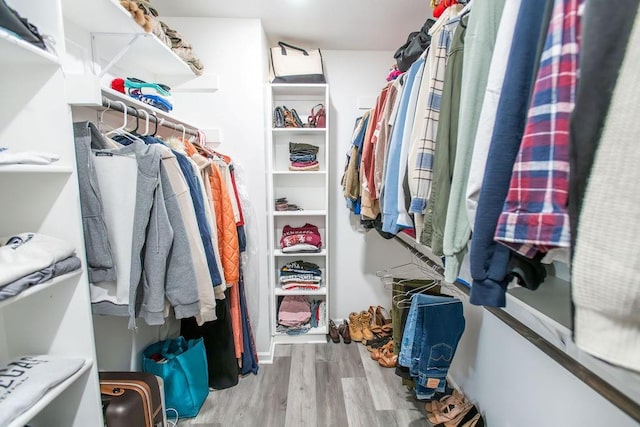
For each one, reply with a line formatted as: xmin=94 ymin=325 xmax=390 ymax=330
xmin=142 ymin=336 xmax=209 ymax=418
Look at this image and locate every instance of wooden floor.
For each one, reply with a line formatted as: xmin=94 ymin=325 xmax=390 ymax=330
xmin=178 ymin=342 xmax=430 ymax=427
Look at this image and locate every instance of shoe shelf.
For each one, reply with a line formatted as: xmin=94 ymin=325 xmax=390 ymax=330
xmin=7 ymin=358 xmax=94 ymax=427
xmin=0 ymin=27 xmax=59 ymax=66
xmin=61 ymin=0 xmax=194 ymax=77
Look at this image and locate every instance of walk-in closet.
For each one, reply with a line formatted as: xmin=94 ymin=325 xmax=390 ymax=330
xmin=1 ymin=0 xmax=639 ymax=426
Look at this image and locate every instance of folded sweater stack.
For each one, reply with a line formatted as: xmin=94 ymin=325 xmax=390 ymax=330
xmin=280 ymin=223 xmax=322 ymax=253
xmin=279 ymin=260 xmax=322 ymax=291
xmin=289 ymin=142 xmax=319 ymax=171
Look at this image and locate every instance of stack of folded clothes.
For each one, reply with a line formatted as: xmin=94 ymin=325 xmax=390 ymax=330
xmin=279 ymin=260 xmax=322 ymax=291
xmin=0 ymin=233 xmax=81 ymax=301
xmin=280 ymin=223 xmax=322 ymax=253
xmin=277 ymin=295 xmax=311 ymax=335
xmin=289 ymin=142 xmax=319 ymax=171
xmin=125 ymin=77 xmax=173 ymax=112
xmin=160 ymin=22 xmax=205 ymax=76
xmin=119 ymin=0 xmax=204 ymax=75
xmin=275 ymin=197 xmax=302 ymax=211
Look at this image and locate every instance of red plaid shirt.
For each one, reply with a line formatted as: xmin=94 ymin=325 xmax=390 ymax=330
xmin=494 ymin=0 xmax=583 ymax=257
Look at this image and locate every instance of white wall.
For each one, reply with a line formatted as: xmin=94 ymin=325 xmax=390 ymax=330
xmin=322 ymin=50 xmax=419 ymax=320
xmin=161 ymin=17 xmax=271 ymax=354
xmin=450 ymin=299 xmax=638 ymax=427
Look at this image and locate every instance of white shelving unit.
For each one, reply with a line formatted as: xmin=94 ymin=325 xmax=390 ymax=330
xmin=267 ymin=84 xmax=330 ymax=345
xmin=0 ymin=1 xmax=103 ymax=425
xmin=61 ymin=0 xmax=193 ymax=77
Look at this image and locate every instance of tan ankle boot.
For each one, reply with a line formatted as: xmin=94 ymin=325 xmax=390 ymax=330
xmin=359 ymin=311 xmax=375 ymax=342
xmin=348 ymin=312 xmax=364 ymax=342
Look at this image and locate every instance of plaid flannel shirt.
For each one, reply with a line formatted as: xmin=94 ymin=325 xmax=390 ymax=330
xmin=409 ymin=8 xmax=460 ymax=214
xmin=494 ymin=0 xmax=583 ymax=256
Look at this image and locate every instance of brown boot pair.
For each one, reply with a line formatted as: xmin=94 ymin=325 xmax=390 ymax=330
xmin=328 ymin=319 xmax=351 ymax=344
xmin=348 ymin=311 xmax=374 ymax=343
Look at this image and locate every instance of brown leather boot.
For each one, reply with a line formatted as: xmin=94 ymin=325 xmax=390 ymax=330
xmin=348 ymin=312 xmax=364 ymax=342
xmin=328 ymin=319 xmax=340 ymax=343
xmin=359 ymin=311 xmax=375 ymax=342
xmin=338 ymin=320 xmax=351 ymax=344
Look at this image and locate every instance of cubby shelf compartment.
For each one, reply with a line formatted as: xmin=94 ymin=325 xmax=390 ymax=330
xmin=0 ymin=28 xmax=59 ymax=66
xmin=8 ymin=359 xmax=94 ymax=427
xmin=0 ymin=270 xmax=81 ymax=310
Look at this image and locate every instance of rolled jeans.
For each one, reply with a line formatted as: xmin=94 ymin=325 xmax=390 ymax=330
xmin=399 ymin=293 xmax=465 ymax=400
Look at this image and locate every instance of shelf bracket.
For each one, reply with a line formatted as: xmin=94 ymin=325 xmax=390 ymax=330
xmin=90 ymin=32 xmax=146 ymax=78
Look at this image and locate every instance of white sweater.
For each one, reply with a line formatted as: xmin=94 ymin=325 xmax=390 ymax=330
xmin=572 ymin=15 xmax=640 ymax=373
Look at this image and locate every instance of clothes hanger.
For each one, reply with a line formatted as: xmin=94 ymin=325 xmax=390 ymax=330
xmin=137 ymin=109 xmax=149 ymax=136
xmin=104 ymin=101 xmax=129 ymax=137
xmin=128 ymin=106 xmax=140 ymax=134
xmin=150 ymin=113 xmax=159 ymax=137
xmin=176 ymin=123 xmax=186 ymax=141
xmin=99 ymin=98 xmax=112 ymax=128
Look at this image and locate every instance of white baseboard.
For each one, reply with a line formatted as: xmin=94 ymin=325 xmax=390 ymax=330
xmin=257 ymin=340 xmax=275 ymax=365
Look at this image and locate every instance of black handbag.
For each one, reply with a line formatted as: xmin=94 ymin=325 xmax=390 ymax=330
xmin=393 ymin=18 xmax=436 ymax=72
xmin=0 ymin=0 xmax=46 ymax=50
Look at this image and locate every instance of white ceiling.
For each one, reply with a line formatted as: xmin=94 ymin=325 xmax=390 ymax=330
xmin=152 ymin=0 xmax=434 ymax=51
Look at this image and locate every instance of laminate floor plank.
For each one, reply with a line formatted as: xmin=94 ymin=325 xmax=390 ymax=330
xmin=284 ymin=344 xmax=317 ymax=427
xmin=316 ymin=342 xmax=366 ymax=378
xmin=274 ymin=343 xmax=292 ymax=357
xmin=342 ymin=377 xmax=384 ymax=427
xmin=315 ymin=355 xmax=349 ymax=427
xmin=179 ymin=342 xmax=431 ymax=426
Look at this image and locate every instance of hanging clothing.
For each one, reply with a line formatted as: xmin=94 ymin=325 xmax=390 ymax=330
xmin=469 ymin=0 xmax=552 ymax=308
xmin=382 ymin=59 xmax=424 ymax=234
xmin=181 ymin=293 xmax=239 ymax=389
xmin=407 ymin=5 xmax=462 ymax=217
xmin=572 ymin=11 xmax=640 ymax=373
xmin=421 ymin=14 xmax=468 ymax=254
xmin=568 ymin=0 xmax=640 ymax=252
xmin=361 ymin=84 xmax=391 ymax=219
xmin=494 ymin=0 xmax=584 ymax=259
xmin=73 ymin=122 xmax=200 ymax=327
xmin=442 ymin=0 xmax=508 ymax=282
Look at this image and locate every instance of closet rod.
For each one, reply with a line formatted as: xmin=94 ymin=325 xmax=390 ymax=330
xmin=392 ymin=236 xmax=640 ymax=423
xmin=101 ymin=97 xmax=199 ymax=137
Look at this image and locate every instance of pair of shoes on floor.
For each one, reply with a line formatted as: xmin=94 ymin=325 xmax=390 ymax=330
xmin=366 ymin=305 xmax=393 ymax=339
xmin=426 ymin=390 xmax=484 ymax=427
xmin=348 ymin=311 xmax=375 ymax=343
xmin=370 ymin=340 xmax=397 ymax=368
xmin=328 ymin=319 xmax=351 ymax=344
xmin=367 ymin=305 xmax=392 ymax=327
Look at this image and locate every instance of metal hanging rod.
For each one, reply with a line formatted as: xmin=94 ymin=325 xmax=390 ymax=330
xmin=393 ymin=234 xmax=640 ymax=423
xmin=101 ymin=97 xmax=198 ymax=137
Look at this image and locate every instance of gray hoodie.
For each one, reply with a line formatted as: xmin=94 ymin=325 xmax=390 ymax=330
xmin=73 ymin=122 xmax=200 ymax=328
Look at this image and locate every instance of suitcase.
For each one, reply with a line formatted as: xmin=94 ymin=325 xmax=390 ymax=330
xmin=100 ymin=371 xmax=164 ymax=427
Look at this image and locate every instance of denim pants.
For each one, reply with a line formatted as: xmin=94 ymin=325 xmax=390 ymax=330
xmin=398 ymin=293 xmax=465 ymax=400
